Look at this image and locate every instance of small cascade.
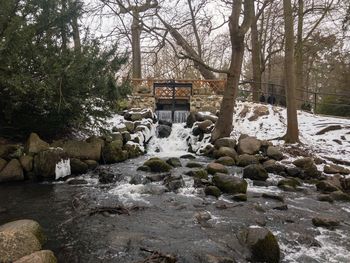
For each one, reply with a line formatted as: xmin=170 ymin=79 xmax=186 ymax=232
xmin=156 ymin=110 xmax=172 ymax=123
xmin=174 ymin=110 xmax=189 ymax=123
xmin=147 ymin=123 xmax=191 ymax=157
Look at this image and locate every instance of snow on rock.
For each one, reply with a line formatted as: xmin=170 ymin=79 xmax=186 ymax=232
xmin=231 ymin=102 xmax=350 ymax=162
xmin=55 ymin=159 xmax=71 ymax=180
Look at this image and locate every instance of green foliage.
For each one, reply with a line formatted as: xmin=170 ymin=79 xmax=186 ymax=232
xmin=0 ymin=0 xmax=129 ymax=138
xmin=316 ymin=95 xmax=350 ymax=117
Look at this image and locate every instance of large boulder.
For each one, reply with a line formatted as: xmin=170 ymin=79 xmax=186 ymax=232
xmin=197 ymin=120 xmax=213 ymax=133
xmin=243 ymin=164 xmax=268 ymax=181
xmin=214 ymin=137 xmax=236 ymax=149
xmin=0 ymin=159 xmax=24 ymax=182
xmin=19 ymin=155 xmax=33 ymax=173
xmin=0 ymin=158 xmax=7 ymax=172
xmin=0 ymin=219 xmax=45 ymax=262
xmin=237 ymin=137 xmax=261 ymax=155
xmin=102 ymin=141 xmax=128 ymax=164
xmin=293 ymin=157 xmax=320 ymax=179
xmin=24 ymin=133 xmax=49 ymax=155
xmin=213 ymin=147 xmax=238 ymax=160
xmin=237 ymin=154 xmax=259 ymax=167
xmin=266 ymin=146 xmax=284 ymax=161
xmin=55 ymin=140 xmax=101 ymax=161
xmin=0 ymin=144 xmax=21 ymax=160
xmin=70 ymin=158 xmax=88 ymax=174
xmin=156 ymin=125 xmax=172 ymax=138
xmin=207 ymin=162 xmax=228 ymax=175
xmin=215 ymin=156 xmax=235 ymax=166
xmin=33 ymin=148 xmax=68 ymax=179
xmin=0 ymin=219 xmax=46 ymax=245
xmin=143 ymin=158 xmax=172 ymax=173
xmin=14 ymin=250 xmax=57 ymax=263
xmin=243 ymin=227 xmax=280 ymax=263
xmin=0 ymin=231 xmax=41 ymax=262
xmin=212 ymin=173 xmax=247 ymax=194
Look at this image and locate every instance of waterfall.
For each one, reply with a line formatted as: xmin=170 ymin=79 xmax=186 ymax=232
xmin=156 ymin=110 xmax=172 ymax=123
xmin=174 ymin=111 xmax=189 ymax=123
xmin=147 ymin=123 xmax=191 ymax=157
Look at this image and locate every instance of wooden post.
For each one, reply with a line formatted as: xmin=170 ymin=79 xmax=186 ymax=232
xmin=171 ymin=80 xmax=175 ymax=122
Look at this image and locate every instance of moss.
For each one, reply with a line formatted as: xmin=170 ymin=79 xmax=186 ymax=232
xmin=251 ymin=231 xmax=280 ymax=263
xmin=143 ymin=158 xmax=172 ymax=173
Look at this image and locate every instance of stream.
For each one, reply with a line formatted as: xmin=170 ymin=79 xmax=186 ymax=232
xmin=0 ymin=123 xmax=349 ymax=262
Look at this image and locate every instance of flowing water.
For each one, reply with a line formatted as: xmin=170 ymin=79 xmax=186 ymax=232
xmin=155 ymin=111 xmax=189 ymax=124
xmin=1 ymin=126 xmax=350 ymax=262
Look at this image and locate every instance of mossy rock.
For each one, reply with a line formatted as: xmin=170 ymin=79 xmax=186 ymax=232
xmin=186 ymin=162 xmax=203 ymax=168
xmin=137 ymin=165 xmax=151 ymax=172
xmin=204 ymin=186 xmax=221 ymax=198
xmin=206 ymin=162 xmax=228 ymax=175
xmin=166 ymin=157 xmax=182 ymax=167
xmin=143 ymin=158 xmax=172 ymax=173
xmin=215 ymin=156 xmax=235 ymax=166
xmin=212 ymin=173 xmax=247 ymax=194
xmin=277 ymin=178 xmax=302 ymax=189
xmin=232 ymin=194 xmax=247 ymax=202
xmin=186 ymin=169 xmax=208 ymax=180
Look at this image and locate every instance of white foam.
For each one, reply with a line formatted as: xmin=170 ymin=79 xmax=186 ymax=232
xmin=108 ymin=183 xmax=150 ymax=205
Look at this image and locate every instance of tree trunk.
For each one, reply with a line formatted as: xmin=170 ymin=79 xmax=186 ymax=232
xmin=251 ymin=18 xmax=262 ymax=102
xmin=131 ymin=11 xmax=142 ymax=79
xmin=295 ymin=0 xmax=304 ymax=109
xmin=283 ymin=0 xmax=299 ymax=143
xmin=72 ymin=16 xmax=81 ymax=52
xmin=61 ymin=0 xmax=68 ymax=51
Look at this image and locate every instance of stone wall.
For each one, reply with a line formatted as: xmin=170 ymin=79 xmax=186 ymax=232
xmin=190 ymin=95 xmax=223 ymax=113
xmin=127 ymin=95 xmax=155 ymax=110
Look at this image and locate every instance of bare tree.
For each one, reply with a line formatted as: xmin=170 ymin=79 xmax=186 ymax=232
xmin=283 ymin=0 xmax=299 ymax=143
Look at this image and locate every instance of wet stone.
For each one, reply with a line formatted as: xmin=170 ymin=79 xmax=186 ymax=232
xmin=312 ymin=217 xmax=340 ymax=229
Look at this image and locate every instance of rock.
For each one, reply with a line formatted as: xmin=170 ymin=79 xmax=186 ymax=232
xmin=193 ymin=178 xmax=211 ymax=188
xmin=33 ymin=148 xmax=68 ymax=179
xmin=330 ymin=191 xmax=350 ymax=202
xmin=0 ymin=144 xmax=19 ymax=159
xmin=207 ymin=162 xmax=228 ymax=174
xmin=194 ymin=211 xmax=211 ymax=222
xmin=312 ymin=217 xmax=340 ymax=229
xmin=102 ymin=141 xmax=128 ymax=164
xmin=0 ymin=219 xmax=45 ymax=245
xmin=123 ymin=121 xmax=135 ymax=133
xmin=110 ymin=132 xmax=123 ymax=142
xmin=262 ymin=193 xmax=284 ymax=202
xmin=146 ymin=173 xmax=169 ymax=182
xmin=232 ymin=194 xmax=247 ymax=202
xmin=0 ymin=158 xmax=7 ymax=172
xmin=166 ymin=157 xmax=182 ymax=167
xmin=98 ymin=171 xmax=121 ymax=184
xmin=214 ymin=137 xmax=236 ymax=149
xmin=197 ymin=120 xmax=213 ymax=133
xmin=83 ymin=160 xmax=98 ymax=170
xmin=244 ymin=227 xmax=280 ymax=263
xmin=273 ymin=205 xmax=288 ymax=210
xmin=86 ymin=136 xmax=105 ymax=149
xmin=186 ymin=169 xmax=208 ymax=179
xmin=263 ymin=160 xmax=285 ymax=174
xmin=180 ymin=154 xmax=196 ymax=159
xmin=243 ymin=164 xmax=268 ymax=181
xmin=266 ymin=146 xmax=284 ymax=161
xmin=156 ymin=125 xmax=172 ymax=138
xmin=14 ymin=250 xmax=57 ymax=263
xmin=125 ymin=112 xmax=143 ymax=121
xmin=204 ymin=254 xmax=234 ymax=263
xmin=24 ymin=133 xmax=49 ymax=155
xmin=213 ymin=147 xmax=238 ymax=160
xmin=67 ymin=179 xmax=88 ymax=185
xmin=0 ymin=231 xmax=41 ymax=262
xmin=121 ymin=132 xmax=131 ymax=144
xmin=143 ymin=158 xmax=172 ymax=173
xmin=237 ymin=137 xmax=261 ymax=155
xmin=112 ymin=125 xmax=128 ymax=133
xmin=286 ymin=166 xmax=303 ymax=178
xmin=237 ymin=154 xmax=259 ymax=167
xmin=141 ymin=109 xmax=153 ymax=119
xmin=277 ymin=178 xmax=302 ymax=190
xmin=212 ymin=173 xmax=247 ymax=194
xmin=19 ymin=155 xmax=33 ymax=172
xmin=186 ymin=112 xmax=196 ymax=128
xmin=164 ymin=174 xmax=184 ymax=191
xmin=142 ymin=185 xmax=168 ymax=195
xmin=196 ymin=112 xmax=218 ymax=123
xmin=317 ymin=195 xmax=334 ymax=203
xmin=123 ymin=142 xmax=143 ymax=158
xmin=158 ymin=119 xmax=172 ymax=127
xmin=248 ymin=106 xmax=269 ymax=121
xmin=199 ymin=144 xmax=215 ymax=156
xmin=70 ymin=158 xmax=88 ymax=174
xmin=215 ymin=156 xmax=235 ymax=166
xmin=186 ymin=162 xmax=202 ymax=168
xmin=137 ymin=165 xmax=151 ymax=172
xmin=57 ymin=140 xmax=101 ymax=161
xmin=0 ymin=159 xmax=24 ymax=183
xmin=316 ymin=181 xmax=340 ymax=193
xmin=293 ymin=157 xmax=320 ymax=179
xmin=324 ymin=164 xmax=350 ymax=175
xmin=204 ymin=186 xmax=221 ymax=198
